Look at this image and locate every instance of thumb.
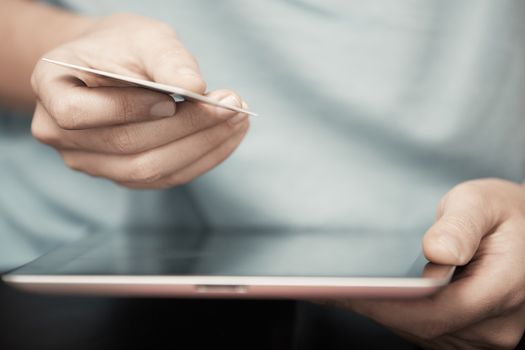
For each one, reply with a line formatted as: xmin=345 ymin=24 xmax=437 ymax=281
xmin=423 ymin=186 xmax=498 ymax=266
xmin=140 ymin=34 xmax=207 ymax=94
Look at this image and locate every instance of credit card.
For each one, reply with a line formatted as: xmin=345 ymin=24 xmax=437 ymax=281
xmin=42 ymin=58 xmax=258 ymax=117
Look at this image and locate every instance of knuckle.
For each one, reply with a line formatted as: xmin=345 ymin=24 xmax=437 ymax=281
xmin=128 ymin=154 xmax=163 ymax=183
xmin=444 ymin=214 xmax=479 ymax=237
xmin=183 ymin=106 xmax=201 ymax=130
xmin=51 ymin=95 xmax=83 ymax=130
xmin=127 ymin=13 xmax=175 ymax=34
xmin=156 ymin=47 xmax=186 ymax=65
xmin=114 ymin=93 xmax=134 ymax=124
xmin=443 ymin=182 xmax=492 ymax=229
xmin=202 ymin=126 xmax=222 ymax=145
xmin=450 ymin=181 xmax=487 ymax=205
xmin=31 ymin=116 xmax=60 ymax=146
xmin=104 ymin=127 xmax=136 ymax=154
xmin=155 ymin=50 xmax=206 ymax=92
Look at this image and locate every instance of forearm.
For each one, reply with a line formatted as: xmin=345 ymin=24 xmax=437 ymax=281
xmin=0 ymin=0 xmax=94 ymax=111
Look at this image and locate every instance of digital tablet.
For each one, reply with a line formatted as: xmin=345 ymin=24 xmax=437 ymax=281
xmin=2 ymin=228 xmax=455 ymax=299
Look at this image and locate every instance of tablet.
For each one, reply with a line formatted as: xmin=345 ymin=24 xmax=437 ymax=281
xmin=2 ymin=228 xmax=455 ymax=299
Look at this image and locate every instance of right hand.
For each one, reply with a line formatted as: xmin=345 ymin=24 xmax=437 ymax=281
xmin=31 ymin=13 xmax=250 ymax=189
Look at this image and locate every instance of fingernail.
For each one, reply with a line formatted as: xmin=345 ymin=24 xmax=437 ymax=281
xmin=150 ymin=100 xmax=176 ymax=118
xmin=438 ymin=235 xmax=462 ymax=261
xmin=228 ymin=101 xmax=249 ymax=125
xmin=218 ymin=95 xmax=241 ymax=118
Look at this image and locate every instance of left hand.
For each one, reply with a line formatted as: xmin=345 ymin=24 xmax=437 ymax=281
xmin=318 ymin=178 xmax=525 ymax=349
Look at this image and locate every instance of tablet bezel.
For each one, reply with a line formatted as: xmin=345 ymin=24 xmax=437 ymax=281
xmin=2 ymin=228 xmax=456 ymax=299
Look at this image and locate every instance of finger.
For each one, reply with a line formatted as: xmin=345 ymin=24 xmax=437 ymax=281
xmin=59 ymin=118 xmax=248 ymax=183
xmin=33 ymin=59 xmax=178 ymax=129
xmin=139 ymin=30 xmax=206 ymax=93
xmin=340 ymin=224 xmax=521 ymax=341
xmin=33 ymin=90 xmax=245 ymax=154
xmin=31 ymin=101 xmax=62 ymax=146
xmin=117 ymin=120 xmax=249 ymax=189
xmin=453 ymin=305 xmax=525 ymax=350
xmin=339 ymin=284 xmax=482 ymax=341
xmin=423 ymin=182 xmax=503 ymax=266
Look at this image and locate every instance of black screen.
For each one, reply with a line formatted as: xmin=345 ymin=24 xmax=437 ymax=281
xmin=13 ymin=228 xmax=430 ymax=278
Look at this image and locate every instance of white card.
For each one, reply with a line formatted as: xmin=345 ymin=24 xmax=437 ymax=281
xmin=42 ymin=58 xmax=258 ymax=117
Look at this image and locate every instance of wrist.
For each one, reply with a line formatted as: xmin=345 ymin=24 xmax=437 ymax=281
xmin=30 ymin=7 xmax=97 ymax=61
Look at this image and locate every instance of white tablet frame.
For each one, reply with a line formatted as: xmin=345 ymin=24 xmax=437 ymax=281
xmin=3 ymin=265 xmax=455 ymax=299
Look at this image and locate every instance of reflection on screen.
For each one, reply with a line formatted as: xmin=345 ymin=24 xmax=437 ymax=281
xmin=16 ymin=228 xmax=427 ymax=278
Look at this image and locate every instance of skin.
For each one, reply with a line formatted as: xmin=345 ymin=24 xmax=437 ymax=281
xmin=0 ymin=0 xmax=93 ymax=108
xmin=30 ymin=14 xmax=250 ymax=189
xmin=316 ymin=179 xmax=525 ymax=349
xmin=3 ymin=2 xmax=250 ymax=189
xmin=1 ymin=1 xmax=524 ymax=348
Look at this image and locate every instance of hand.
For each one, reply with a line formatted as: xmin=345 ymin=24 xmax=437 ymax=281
xmin=319 ymin=179 xmax=525 ymax=349
xmin=31 ymin=13 xmax=250 ymax=188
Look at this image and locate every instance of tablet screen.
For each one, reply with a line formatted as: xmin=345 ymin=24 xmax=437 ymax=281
xmin=11 ymin=228 xmax=431 ymax=278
